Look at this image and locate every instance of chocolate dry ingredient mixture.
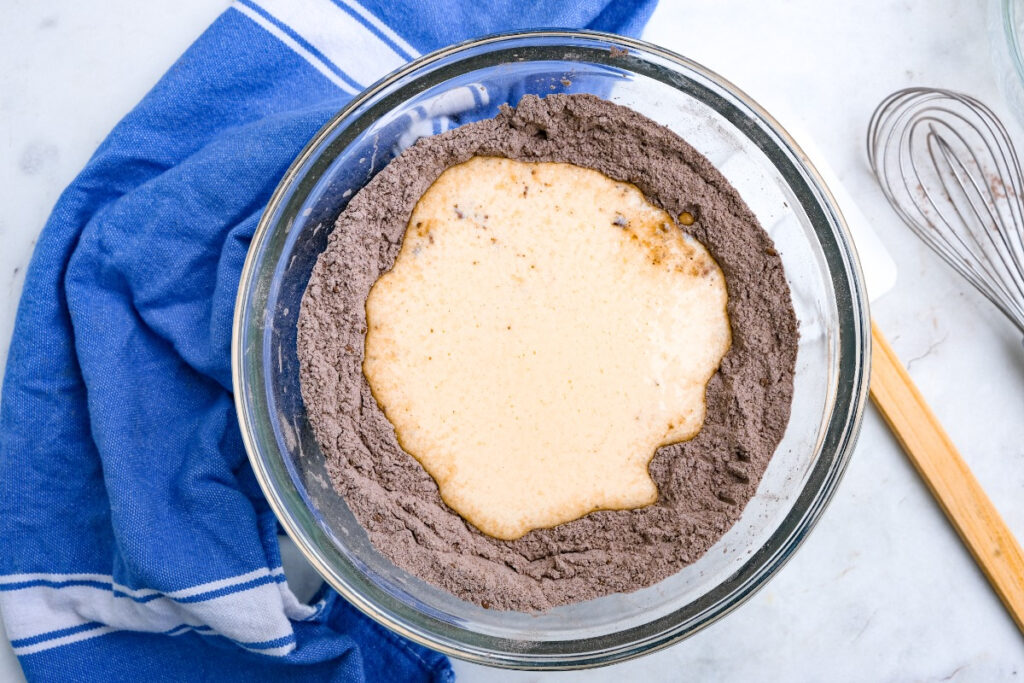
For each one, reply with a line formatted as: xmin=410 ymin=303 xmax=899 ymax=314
xmin=297 ymin=94 xmax=798 ymax=612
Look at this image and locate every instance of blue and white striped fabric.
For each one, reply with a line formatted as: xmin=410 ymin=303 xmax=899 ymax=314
xmin=0 ymin=0 xmax=655 ymax=680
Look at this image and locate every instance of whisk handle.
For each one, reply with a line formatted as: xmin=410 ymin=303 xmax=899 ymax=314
xmin=870 ymin=322 xmax=1024 ymax=636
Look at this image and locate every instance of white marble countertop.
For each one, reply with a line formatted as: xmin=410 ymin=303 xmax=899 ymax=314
xmin=2 ymin=1 xmax=1023 ymax=680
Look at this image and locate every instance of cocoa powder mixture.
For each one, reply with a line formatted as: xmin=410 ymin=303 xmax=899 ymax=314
xmin=297 ymin=94 xmax=798 ymax=611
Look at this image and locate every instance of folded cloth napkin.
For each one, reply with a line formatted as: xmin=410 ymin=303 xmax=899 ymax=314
xmin=0 ymin=0 xmax=655 ymax=680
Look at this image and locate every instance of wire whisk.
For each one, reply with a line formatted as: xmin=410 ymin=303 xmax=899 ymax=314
xmin=867 ymin=87 xmax=1024 ymax=336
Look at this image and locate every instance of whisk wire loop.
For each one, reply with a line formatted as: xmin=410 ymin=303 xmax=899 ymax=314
xmin=867 ymin=87 xmax=1024 ymax=335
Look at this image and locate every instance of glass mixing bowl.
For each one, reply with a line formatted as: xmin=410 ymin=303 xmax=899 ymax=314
xmin=996 ymin=0 xmax=1024 ymax=127
xmin=233 ymin=30 xmax=870 ymax=669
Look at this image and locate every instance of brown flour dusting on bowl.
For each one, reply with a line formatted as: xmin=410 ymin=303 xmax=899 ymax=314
xmin=296 ymin=94 xmax=798 ymax=611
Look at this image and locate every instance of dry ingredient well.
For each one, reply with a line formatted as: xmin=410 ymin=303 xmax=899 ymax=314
xmin=297 ymin=94 xmax=798 ymax=611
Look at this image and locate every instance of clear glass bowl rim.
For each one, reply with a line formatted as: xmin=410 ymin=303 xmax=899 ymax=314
xmin=1004 ymin=0 xmax=1024 ymax=85
xmin=232 ymin=28 xmax=871 ymax=670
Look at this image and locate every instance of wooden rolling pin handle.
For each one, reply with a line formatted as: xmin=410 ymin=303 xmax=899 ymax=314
xmin=870 ymin=322 xmax=1024 ymax=635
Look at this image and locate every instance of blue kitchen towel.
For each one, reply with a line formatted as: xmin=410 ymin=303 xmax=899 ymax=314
xmin=0 ymin=0 xmax=656 ymax=681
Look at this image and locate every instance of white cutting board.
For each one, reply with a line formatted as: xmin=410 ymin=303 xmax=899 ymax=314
xmin=783 ymin=119 xmax=899 ymax=303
